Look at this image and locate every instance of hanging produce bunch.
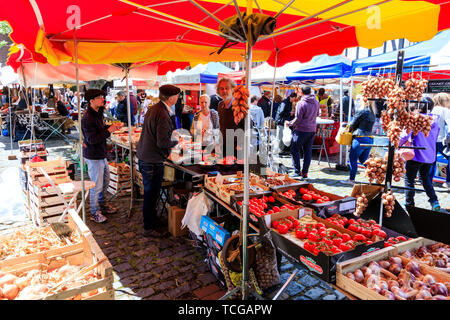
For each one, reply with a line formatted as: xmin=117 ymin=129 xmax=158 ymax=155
xmin=355 ymin=193 xmax=368 ymax=217
xmin=404 ymin=76 xmax=428 ymax=101
xmin=364 ymin=156 xmax=387 ymax=184
xmin=392 ymin=153 xmax=407 ymax=182
xmin=232 ymin=84 xmax=250 ymax=125
xmin=360 ymin=76 xmax=395 ymax=102
xmin=408 ymin=113 xmax=433 ymax=137
xmin=382 ymin=190 xmax=395 ymax=218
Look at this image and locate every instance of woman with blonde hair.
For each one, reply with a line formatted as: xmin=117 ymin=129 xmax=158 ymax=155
xmin=191 ymin=94 xmax=219 ymax=145
xmin=341 ymin=99 xmax=376 ymax=185
xmin=429 ymin=92 xmax=450 ymax=188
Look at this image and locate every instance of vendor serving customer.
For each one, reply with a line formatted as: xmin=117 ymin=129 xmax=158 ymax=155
xmin=190 ymin=94 xmax=219 ymax=146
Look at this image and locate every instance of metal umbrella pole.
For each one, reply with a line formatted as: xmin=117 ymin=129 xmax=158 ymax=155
xmin=266 ymin=50 xmax=278 ymax=167
xmin=125 ymin=67 xmax=135 ymax=218
xmin=74 ymin=29 xmax=87 ymax=223
xmin=345 ymin=75 xmax=354 ymax=167
xmin=338 ymin=77 xmax=344 ymax=165
xmin=7 ymin=86 xmax=17 ymax=160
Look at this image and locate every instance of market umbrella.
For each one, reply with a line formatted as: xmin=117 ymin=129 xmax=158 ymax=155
xmin=3 ymin=0 xmax=450 ymax=299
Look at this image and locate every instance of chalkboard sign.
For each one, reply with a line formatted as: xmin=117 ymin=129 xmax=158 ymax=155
xmin=426 ymin=79 xmax=450 ymax=93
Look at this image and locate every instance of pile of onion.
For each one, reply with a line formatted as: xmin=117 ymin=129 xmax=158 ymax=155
xmin=364 ymin=156 xmax=387 ymax=184
xmin=355 ymin=193 xmax=368 ymax=217
xmin=386 ymin=120 xmax=403 ymax=148
xmin=382 ymin=190 xmax=395 ymax=218
xmin=392 ymin=154 xmax=407 ymax=182
xmin=405 ymin=77 xmax=428 ymax=101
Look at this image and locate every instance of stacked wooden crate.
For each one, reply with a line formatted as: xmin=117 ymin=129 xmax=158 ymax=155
xmin=108 ymin=162 xmax=132 ymax=196
xmin=18 ymin=140 xmax=48 ymax=165
xmin=0 ymin=210 xmax=114 ymax=300
xmin=26 ymin=158 xmax=76 ymax=225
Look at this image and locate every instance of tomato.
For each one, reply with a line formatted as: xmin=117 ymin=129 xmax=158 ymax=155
xmin=348 ymin=219 xmax=356 ymax=225
xmin=365 ymin=240 xmax=373 ymax=245
xmin=316 ymin=199 xmax=325 ymax=204
xmin=292 ymin=220 xmax=300 ymax=228
xmin=339 ymin=243 xmax=351 ymax=252
xmin=328 ymin=229 xmax=341 ymax=239
xmin=284 ymin=220 xmax=293 ymax=230
xmin=263 ymin=203 xmax=268 ymax=209
xmin=268 ymin=196 xmax=275 ymax=203
xmin=396 ymin=236 xmax=407 ymax=242
xmin=318 ymin=230 xmax=327 ymax=239
xmin=384 ymin=242 xmax=392 ymax=248
xmin=307 ymin=233 xmax=319 ymax=242
xmin=272 ymin=206 xmax=281 ymax=213
xmin=300 ymin=188 xmax=309 ymax=194
xmin=374 ymin=229 xmax=387 ymax=238
xmin=346 ymin=240 xmax=356 ymax=249
xmin=321 ymin=196 xmax=330 ymax=202
xmin=277 ymin=224 xmax=289 ymax=234
xmin=316 ymin=223 xmax=326 ymax=229
xmin=302 ymin=194 xmax=312 ymax=201
xmin=296 ymin=228 xmax=308 ymax=239
xmin=287 ymin=215 xmax=295 ymax=221
xmin=332 ymin=237 xmax=343 ymax=247
xmin=361 ymin=228 xmax=372 ymax=238
xmin=267 ymin=210 xmax=274 ymax=215
xmin=353 ymin=234 xmax=367 ymax=242
xmin=323 ymin=237 xmax=333 ymax=246
xmin=237 ymin=201 xmax=243 ymax=206
xmin=311 ymin=194 xmax=321 ymax=200
xmin=342 ymin=233 xmax=352 ymax=242
xmin=368 ymin=219 xmax=377 ymax=225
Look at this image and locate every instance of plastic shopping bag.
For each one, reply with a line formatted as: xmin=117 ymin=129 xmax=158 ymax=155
xmin=181 ymin=190 xmax=213 ymax=236
xmin=282 ymin=125 xmax=292 ymax=147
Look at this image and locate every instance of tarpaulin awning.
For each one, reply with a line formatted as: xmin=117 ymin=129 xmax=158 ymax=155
xmin=6 ymin=45 xmax=190 ymax=86
xmin=352 ymin=29 xmax=450 ymax=79
xmin=286 ymin=54 xmax=352 ymax=80
xmin=172 ymin=62 xmax=232 ymax=84
xmin=1 ymin=0 xmax=449 ymax=68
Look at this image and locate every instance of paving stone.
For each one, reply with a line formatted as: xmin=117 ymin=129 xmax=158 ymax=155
xmin=293 ymin=295 xmax=311 ymax=300
xmin=322 ymin=294 xmax=338 ymax=300
xmin=179 ymin=265 xmax=193 ymax=273
xmin=167 ymin=283 xmax=191 ymax=299
xmin=157 ymin=249 xmax=174 ymax=258
xmin=304 ymin=287 xmax=327 ymax=300
xmin=139 ymin=277 xmax=159 ymax=288
xmin=156 ymin=280 xmax=175 ymax=292
xmin=155 ymin=257 xmax=172 ymax=265
xmin=136 ymin=287 xmax=156 ymax=298
xmin=197 ymin=273 xmax=218 ymax=286
xmin=335 ymin=290 xmax=348 ymax=300
xmin=285 ymin=282 xmax=305 ymax=296
xmin=94 ymin=229 xmax=109 ymax=236
xmin=118 ymin=269 xmax=137 ymax=279
xmin=170 ymin=259 xmax=187 ymax=268
xmin=298 ymin=274 xmax=320 ymax=287
xmin=147 ymin=293 xmax=169 ymax=300
xmin=114 ymin=262 xmax=133 ymax=273
xmin=202 ymin=290 xmax=226 ymax=300
xmin=175 ymin=272 xmax=195 ymax=284
xmin=194 ymin=284 xmax=222 ymax=299
xmin=160 ymin=269 xmax=179 ymax=280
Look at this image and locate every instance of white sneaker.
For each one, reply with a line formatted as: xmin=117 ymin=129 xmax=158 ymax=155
xmin=340 ymin=180 xmax=355 ymax=185
xmin=442 ymin=182 xmax=450 ymax=189
xmin=90 ymin=211 xmax=108 ymax=223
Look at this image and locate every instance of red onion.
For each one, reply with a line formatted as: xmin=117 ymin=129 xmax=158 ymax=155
xmin=388 ymin=280 xmax=400 ymax=290
xmin=354 ymin=269 xmax=364 ymax=283
xmin=346 ymin=272 xmax=355 ymax=281
xmin=416 ymin=289 xmax=432 ymax=300
xmin=430 ymin=283 xmax=448 ymax=296
xmin=389 ymin=257 xmax=403 ymax=265
xmin=405 ymin=261 xmax=422 ymax=277
xmin=379 ymin=280 xmax=389 ymax=291
xmin=378 ymin=260 xmax=390 ymax=269
xmin=380 ymin=289 xmax=395 ymax=300
xmin=423 ymin=274 xmax=436 ymax=286
xmin=389 ymin=263 xmax=402 ymax=276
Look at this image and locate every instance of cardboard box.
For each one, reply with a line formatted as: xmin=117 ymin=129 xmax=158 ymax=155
xmin=200 ymin=215 xmax=230 ymax=247
xmin=168 ymin=206 xmax=188 ymax=237
xmin=268 ymin=213 xmax=385 ymax=283
xmin=276 ymin=183 xmax=357 ymax=217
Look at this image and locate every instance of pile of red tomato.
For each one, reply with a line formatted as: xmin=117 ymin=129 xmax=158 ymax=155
xmin=238 ymin=196 xmax=299 ymax=217
xmin=294 ymin=222 xmax=372 ymax=256
xmin=384 ymin=236 xmax=408 ymax=247
xmin=281 ymin=187 xmax=330 ymax=204
xmin=325 ymin=214 xmax=387 ymax=240
xmin=272 ymin=216 xmax=299 ymax=234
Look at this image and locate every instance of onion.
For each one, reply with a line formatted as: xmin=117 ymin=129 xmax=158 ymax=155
xmin=389 ymin=257 xmax=403 ymax=265
xmin=405 ymin=261 xmax=422 ymax=277
xmin=379 ymin=280 xmax=389 ymax=291
xmin=423 ymin=274 xmax=436 ymax=287
xmin=354 ymin=269 xmax=364 ymax=283
xmin=388 ymin=280 xmax=400 ymax=290
xmin=2 ymin=283 xmax=19 ymax=300
xmin=389 ymin=263 xmax=402 ymax=276
xmin=416 ymin=289 xmax=432 ymax=300
xmin=432 ymin=295 xmax=447 ymax=300
xmin=430 ymin=283 xmax=448 ymax=296
xmin=380 ymin=289 xmax=395 ymax=300
xmin=379 ymin=260 xmax=390 ymax=269
xmin=346 ymin=272 xmax=355 ymax=281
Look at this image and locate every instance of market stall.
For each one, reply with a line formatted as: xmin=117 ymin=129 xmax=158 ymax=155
xmin=2 ymin=0 xmax=450 ymax=301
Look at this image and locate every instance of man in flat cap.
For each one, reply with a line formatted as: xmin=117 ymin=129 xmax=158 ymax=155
xmin=136 ymin=84 xmax=180 ymax=238
xmin=82 ymin=89 xmax=122 ymax=223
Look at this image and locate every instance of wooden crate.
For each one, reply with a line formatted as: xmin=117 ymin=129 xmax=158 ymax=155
xmin=0 ymin=210 xmax=113 ymax=300
xmin=336 ymin=240 xmax=450 ymax=300
xmin=29 ymin=192 xmax=74 ymax=208
xmin=108 ymin=162 xmax=131 ymax=175
xmin=107 ymin=186 xmax=131 ymax=196
xmin=109 ymin=172 xmax=131 ymax=183
xmin=108 ymin=179 xmax=132 ymax=190
xmin=26 ymin=158 xmax=68 ymax=177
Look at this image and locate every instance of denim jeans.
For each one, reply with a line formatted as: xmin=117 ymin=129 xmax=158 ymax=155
xmin=349 ymin=137 xmax=374 ymax=181
xmin=138 ymin=160 xmax=164 ymax=230
xmin=429 ymin=142 xmax=450 ymax=184
xmin=84 ymin=158 xmax=110 ymax=216
xmin=291 ymin=131 xmax=315 ymax=175
xmin=404 ymin=160 xmax=438 ymax=207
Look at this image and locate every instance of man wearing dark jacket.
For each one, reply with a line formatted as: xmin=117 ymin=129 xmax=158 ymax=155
xmin=340 ymin=89 xmax=355 ymax=122
xmin=81 ymin=89 xmax=122 ymax=223
xmin=287 ymin=86 xmax=319 ymax=179
xmin=257 ymin=90 xmax=272 ymax=118
xmin=275 ymin=92 xmax=297 ymax=154
xmin=115 ymin=91 xmax=135 ymax=126
xmin=136 ymin=84 xmax=180 ymax=238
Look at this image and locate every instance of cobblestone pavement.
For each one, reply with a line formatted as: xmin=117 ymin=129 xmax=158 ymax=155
xmin=1 ymin=135 xmax=448 ymax=300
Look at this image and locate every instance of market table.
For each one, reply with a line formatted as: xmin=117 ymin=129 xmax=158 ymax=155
xmin=314 ymin=118 xmax=335 ymax=169
xmin=39 ymin=115 xmax=72 ymax=144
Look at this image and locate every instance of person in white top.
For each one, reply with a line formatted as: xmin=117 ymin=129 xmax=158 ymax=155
xmin=139 ymin=96 xmax=153 ymax=125
xmin=190 ymin=94 xmax=219 ymax=146
xmin=429 ymin=92 xmax=450 ymax=188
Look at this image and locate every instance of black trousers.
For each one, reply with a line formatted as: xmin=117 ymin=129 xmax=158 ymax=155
xmin=138 ymin=160 xmax=164 ymax=230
